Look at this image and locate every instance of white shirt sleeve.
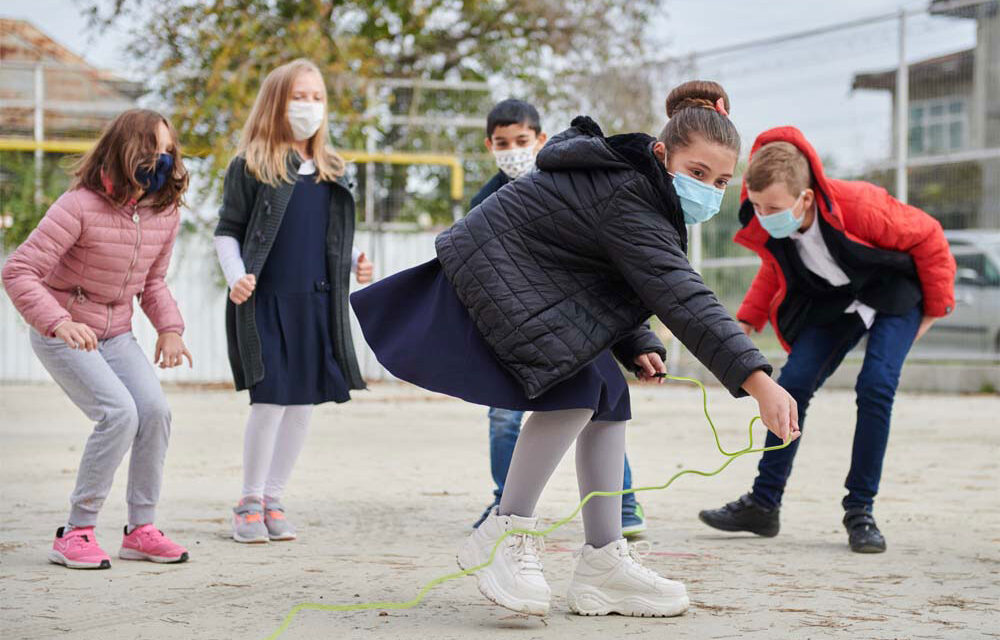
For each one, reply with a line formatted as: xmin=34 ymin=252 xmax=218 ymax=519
xmin=213 ymin=235 xmax=247 ymax=288
xmin=791 ymin=213 xmax=877 ymax=329
xmin=351 ymin=246 xmax=362 ymax=274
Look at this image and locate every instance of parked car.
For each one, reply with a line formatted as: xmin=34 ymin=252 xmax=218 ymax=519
xmin=923 ymin=230 xmax=1000 ymax=353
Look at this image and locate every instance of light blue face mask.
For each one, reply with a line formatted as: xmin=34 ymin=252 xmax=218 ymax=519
xmin=670 ymin=172 xmax=725 ymax=225
xmin=755 ymin=191 xmax=806 ymax=239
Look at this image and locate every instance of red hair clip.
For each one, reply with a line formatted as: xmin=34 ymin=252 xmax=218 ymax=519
xmin=715 ymin=97 xmax=729 ymax=117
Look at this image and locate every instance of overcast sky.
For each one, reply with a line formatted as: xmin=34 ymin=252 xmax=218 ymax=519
xmin=3 ymin=0 xmax=978 ymax=173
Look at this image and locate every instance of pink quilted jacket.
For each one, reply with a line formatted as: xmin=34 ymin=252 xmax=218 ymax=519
xmin=2 ymin=188 xmax=185 ymax=339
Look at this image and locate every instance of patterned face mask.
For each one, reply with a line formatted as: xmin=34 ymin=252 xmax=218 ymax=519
xmin=493 ymin=147 xmax=536 ymax=180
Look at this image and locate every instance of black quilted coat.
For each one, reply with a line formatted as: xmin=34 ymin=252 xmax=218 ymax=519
xmin=435 ymin=116 xmax=771 ymax=400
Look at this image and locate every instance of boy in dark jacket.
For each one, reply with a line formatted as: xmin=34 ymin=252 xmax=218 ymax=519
xmin=470 ymin=100 xmax=647 ymax=537
xmin=698 ymin=127 xmax=956 ymax=553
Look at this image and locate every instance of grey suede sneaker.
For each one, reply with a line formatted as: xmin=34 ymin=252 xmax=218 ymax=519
xmin=232 ymin=497 xmax=269 ymax=544
xmin=263 ymin=499 xmax=297 ymax=541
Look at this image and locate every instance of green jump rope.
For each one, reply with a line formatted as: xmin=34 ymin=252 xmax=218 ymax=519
xmin=264 ymin=373 xmax=792 ymax=639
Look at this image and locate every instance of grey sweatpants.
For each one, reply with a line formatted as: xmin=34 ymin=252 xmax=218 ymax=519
xmin=498 ymin=409 xmax=627 ymax=548
xmin=30 ymin=330 xmax=172 ymax=527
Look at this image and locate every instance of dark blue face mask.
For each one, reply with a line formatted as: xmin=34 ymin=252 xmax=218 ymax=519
xmin=135 ymin=153 xmax=174 ymax=194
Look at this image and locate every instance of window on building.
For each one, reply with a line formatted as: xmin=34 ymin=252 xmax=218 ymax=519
xmin=909 ymin=97 xmax=967 ymax=156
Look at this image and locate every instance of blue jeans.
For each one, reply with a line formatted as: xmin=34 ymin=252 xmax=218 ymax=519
xmin=488 ymin=408 xmax=635 ymax=508
xmin=751 ymin=306 xmax=922 ymax=512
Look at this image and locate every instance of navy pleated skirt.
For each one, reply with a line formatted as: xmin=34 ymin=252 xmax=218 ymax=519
xmin=250 ymin=176 xmax=351 ymax=406
xmin=350 ymin=259 xmax=630 ymax=421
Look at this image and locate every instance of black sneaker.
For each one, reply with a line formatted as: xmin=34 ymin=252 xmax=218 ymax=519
xmin=843 ymin=508 xmax=886 ymax=553
xmin=698 ymin=493 xmax=780 ymax=537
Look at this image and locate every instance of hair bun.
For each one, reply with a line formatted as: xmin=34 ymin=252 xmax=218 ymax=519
xmin=665 ymin=80 xmax=730 ymax=118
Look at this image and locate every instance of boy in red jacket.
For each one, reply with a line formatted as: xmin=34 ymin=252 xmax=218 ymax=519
xmin=698 ymin=127 xmax=955 ymax=553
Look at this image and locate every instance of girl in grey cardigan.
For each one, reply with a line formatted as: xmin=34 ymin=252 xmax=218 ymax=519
xmin=214 ymin=59 xmax=371 ymax=544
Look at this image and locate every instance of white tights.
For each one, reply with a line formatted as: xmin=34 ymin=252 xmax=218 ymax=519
xmin=242 ymin=404 xmax=313 ymax=500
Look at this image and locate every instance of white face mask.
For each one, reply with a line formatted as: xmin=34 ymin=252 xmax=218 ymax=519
xmin=287 ymin=101 xmax=326 ymax=141
xmin=493 ymin=147 xmax=536 ymax=180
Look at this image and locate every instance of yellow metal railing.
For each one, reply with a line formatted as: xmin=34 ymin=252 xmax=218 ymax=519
xmin=339 ymin=150 xmax=463 ymax=201
xmin=0 ymin=138 xmax=465 ymax=201
xmin=0 ymin=138 xmax=96 ymax=154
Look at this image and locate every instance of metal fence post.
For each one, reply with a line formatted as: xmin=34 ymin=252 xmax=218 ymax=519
xmin=364 ymin=83 xmax=377 ymax=226
xmin=895 ymin=8 xmax=909 ymax=204
xmin=33 ymin=64 xmax=44 ymax=212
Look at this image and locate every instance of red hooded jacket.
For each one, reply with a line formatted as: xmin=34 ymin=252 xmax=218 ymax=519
xmin=733 ymin=126 xmax=955 ymax=351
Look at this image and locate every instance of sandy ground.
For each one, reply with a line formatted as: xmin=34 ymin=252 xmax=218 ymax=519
xmin=1 ymin=381 xmax=998 ymax=640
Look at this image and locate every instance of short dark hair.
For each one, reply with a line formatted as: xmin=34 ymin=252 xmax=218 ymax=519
xmin=486 ymin=99 xmax=541 ymax=138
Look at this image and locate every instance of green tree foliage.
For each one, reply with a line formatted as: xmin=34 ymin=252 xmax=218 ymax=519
xmin=0 ymin=152 xmax=74 ymax=248
xmin=87 ymin=0 xmax=661 ymax=222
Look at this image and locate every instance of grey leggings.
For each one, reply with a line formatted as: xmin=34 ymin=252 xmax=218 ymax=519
xmin=498 ymin=409 xmax=626 ymax=548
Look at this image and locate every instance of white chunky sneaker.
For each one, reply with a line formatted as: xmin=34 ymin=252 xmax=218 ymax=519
xmin=457 ymin=507 xmax=551 ymax=615
xmin=567 ymin=539 xmax=689 ymax=617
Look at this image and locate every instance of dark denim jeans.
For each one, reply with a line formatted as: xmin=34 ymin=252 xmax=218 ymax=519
xmin=751 ymin=306 xmax=922 ymax=512
xmin=488 ymin=407 xmax=635 ymax=508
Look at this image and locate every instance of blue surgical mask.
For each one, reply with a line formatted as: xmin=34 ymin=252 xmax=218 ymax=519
xmin=669 ymin=172 xmax=725 ymax=224
xmin=755 ymin=191 xmax=806 ymax=239
xmin=135 ymin=153 xmax=174 ymax=194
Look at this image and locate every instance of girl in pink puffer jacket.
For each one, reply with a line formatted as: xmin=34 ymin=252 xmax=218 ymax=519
xmin=1 ymin=109 xmax=193 ymax=570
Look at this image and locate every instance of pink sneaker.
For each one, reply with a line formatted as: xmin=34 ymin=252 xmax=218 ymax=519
xmin=119 ymin=525 xmax=190 ymax=564
xmin=49 ymin=526 xmax=111 ymax=570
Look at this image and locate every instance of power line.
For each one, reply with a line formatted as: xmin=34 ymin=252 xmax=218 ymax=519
xmin=655 ymin=0 xmax=991 ymax=63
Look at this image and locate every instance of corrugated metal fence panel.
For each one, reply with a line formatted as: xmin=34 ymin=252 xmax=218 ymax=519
xmin=0 ymin=231 xmax=439 ymax=384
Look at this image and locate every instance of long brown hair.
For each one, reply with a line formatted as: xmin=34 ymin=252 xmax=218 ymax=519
xmin=658 ymin=80 xmax=740 ymax=158
xmin=238 ymin=59 xmax=346 ymax=186
xmin=72 ymin=108 xmax=188 ymax=211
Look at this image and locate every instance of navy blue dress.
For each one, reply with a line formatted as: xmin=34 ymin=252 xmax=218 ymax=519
xmin=250 ymin=175 xmax=351 ymax=406
xmin=351 ymin=259 xmax=630 ymax=421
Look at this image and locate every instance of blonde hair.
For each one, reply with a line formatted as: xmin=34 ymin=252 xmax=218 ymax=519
xmin=745 ymin=141 xmax=811 ymax=195
xmin=238 ymin=59 xmax=346 ymax=186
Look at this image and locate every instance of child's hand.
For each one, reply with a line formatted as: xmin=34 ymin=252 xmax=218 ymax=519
xmin=155 ymin=332 xmax=193 ymax=369
xmin=915 ymin=315 xmax=937 ymax=342
xmin=54 ymin=321 xmax=98 ymax=351
xmin=356 ymin=252 xmax=373 ymax=284
xmin=634 ymin=351 xmax=667 ymax=384
xmin=738 ymin=321 xmax=753 ymax=336
xmin=230 ymin=274 xmax=256 ymax=304
xmin=741 ymin=370 xmax=800 ymax=443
